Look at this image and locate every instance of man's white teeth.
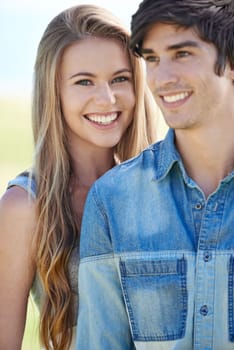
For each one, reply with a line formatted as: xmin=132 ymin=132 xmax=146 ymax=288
xmin=87 ymin=113 xmax=118 ymax=125
xmin=163 ymin=92 xmax=189 ymax=103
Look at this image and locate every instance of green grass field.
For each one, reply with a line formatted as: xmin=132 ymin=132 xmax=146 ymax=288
xmin=0 ymin=97 xmax=40 ymax=349
xmin=22 ymin=299 xmax=40 ymax=350
xmin=0 ymin=97 xmax=33 ymax=195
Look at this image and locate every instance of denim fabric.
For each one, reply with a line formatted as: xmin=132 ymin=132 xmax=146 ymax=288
xmin=119 ymin=257 xmax=187 ymax=341
xmin=76 ymin=129 xmax=234 ymax=350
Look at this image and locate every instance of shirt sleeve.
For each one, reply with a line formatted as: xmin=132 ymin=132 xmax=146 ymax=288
xmin=76 ymin=184 xmax=135 ymax=350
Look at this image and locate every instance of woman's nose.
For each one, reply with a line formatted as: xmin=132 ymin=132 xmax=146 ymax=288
xmin=94 ymin=83 xmax=116 ymax=106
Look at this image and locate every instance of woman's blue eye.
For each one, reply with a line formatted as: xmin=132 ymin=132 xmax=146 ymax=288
xmin=112 ymin=76 xmax=130 ymax=83
xmin=75 ymin=79 xmax=92 ymax=86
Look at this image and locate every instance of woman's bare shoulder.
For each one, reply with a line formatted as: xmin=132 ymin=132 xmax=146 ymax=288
xmin=0 ymin=185 xmax=36 ymax=218
xmin=0 ymin=185 xmax=37 ymax=253
xmin=0 ymin=186 xmax=37 ymax=348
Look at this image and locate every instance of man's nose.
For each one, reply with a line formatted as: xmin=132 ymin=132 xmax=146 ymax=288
xmin=147 ymin=60 xmax=179 ymax=91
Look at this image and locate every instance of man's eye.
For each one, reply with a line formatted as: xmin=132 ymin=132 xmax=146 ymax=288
xmin=176 ymin=51 xmax=191 ymax=58
xmin=75 ymin=79 xmax=92 ymax=86
xmin=144 ymin=55 xmax=159 ymax=63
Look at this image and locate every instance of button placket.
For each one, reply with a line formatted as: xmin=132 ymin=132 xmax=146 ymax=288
xmin=200 ymin=305 xmax=208 ymax=316
xmin=195 ymin=203 xmax=202 ymax=210
xmin=203 ymin=251 xmax=212 ymax=262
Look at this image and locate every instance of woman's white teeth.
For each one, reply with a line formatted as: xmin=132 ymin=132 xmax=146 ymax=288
xmin=87 ymin=113 xmax=118 ymax=125
xmin=163 ymin=92 xmax=189 ymax=103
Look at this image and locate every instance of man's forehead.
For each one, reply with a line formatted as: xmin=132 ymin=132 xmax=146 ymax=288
xmin=142 ymin=23 xmax=200 ymax=49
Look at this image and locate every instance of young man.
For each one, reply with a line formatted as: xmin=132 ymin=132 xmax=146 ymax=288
xmin=76 ymin=1 xmax=234 ymax=349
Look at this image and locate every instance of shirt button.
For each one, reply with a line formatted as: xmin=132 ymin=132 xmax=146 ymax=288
xmin=203 ymin=251 xmax=212 ymax=262
xmin=200 ymin=305 xmax=208 ymax=316
xmin=195 ymin=203 xmax=202 ymax=210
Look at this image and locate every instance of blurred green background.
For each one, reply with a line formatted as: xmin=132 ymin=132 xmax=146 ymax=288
xmin=0 ymin=97 xmax=40 ymax=349
xmin=0 ymin=97 xmax=33 ymax=194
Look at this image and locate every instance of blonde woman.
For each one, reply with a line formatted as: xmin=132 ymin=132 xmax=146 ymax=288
xmin=0 ymin=4 xmax=157 ymax=350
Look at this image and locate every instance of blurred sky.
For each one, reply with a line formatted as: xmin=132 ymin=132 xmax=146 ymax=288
xmin=0 ymin=0 xmax=141 ymax=98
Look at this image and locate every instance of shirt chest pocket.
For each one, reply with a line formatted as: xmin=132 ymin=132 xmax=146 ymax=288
xmin=119 ymin=257 xmax=188 ymax=342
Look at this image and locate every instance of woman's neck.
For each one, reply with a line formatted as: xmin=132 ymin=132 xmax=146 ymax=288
xmin=68 ymin=143 xmax=115 ymax=224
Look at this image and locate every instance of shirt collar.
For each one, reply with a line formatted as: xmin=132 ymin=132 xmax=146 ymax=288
xmin=153 ymin=128 xmax=188 ymax=182
xmin=153 ymin=129 xmax=234 ymax=184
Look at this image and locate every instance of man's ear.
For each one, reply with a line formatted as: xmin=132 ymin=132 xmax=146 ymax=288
xmin=226 ymin=64 xmax=234 ymax=84
xmin=228 ymin=63 xmax=234 ymax=80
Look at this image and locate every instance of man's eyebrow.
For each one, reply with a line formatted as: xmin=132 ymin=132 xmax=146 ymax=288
xmin=141 ymin=40 xmax=200 ymax=54
xmin=140 ymin=48 xmax=154 ymax=55
xmin=166 ymin=40 xmax=200 ymax=51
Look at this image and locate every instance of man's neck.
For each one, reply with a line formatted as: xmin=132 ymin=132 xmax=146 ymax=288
xmin=175 ymin=127 xmax=234 ymax=198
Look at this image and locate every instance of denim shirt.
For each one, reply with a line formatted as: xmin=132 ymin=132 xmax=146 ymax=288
xmin=76 ymin=129 xmax=234 ymax=350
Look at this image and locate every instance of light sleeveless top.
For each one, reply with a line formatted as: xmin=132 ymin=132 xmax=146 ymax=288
xmin=7 ymin=172 xmax=79 ymax=331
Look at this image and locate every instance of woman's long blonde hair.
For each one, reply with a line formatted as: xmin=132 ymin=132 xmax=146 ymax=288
xmin=32 ymin=4 xmax=157 ymax=349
